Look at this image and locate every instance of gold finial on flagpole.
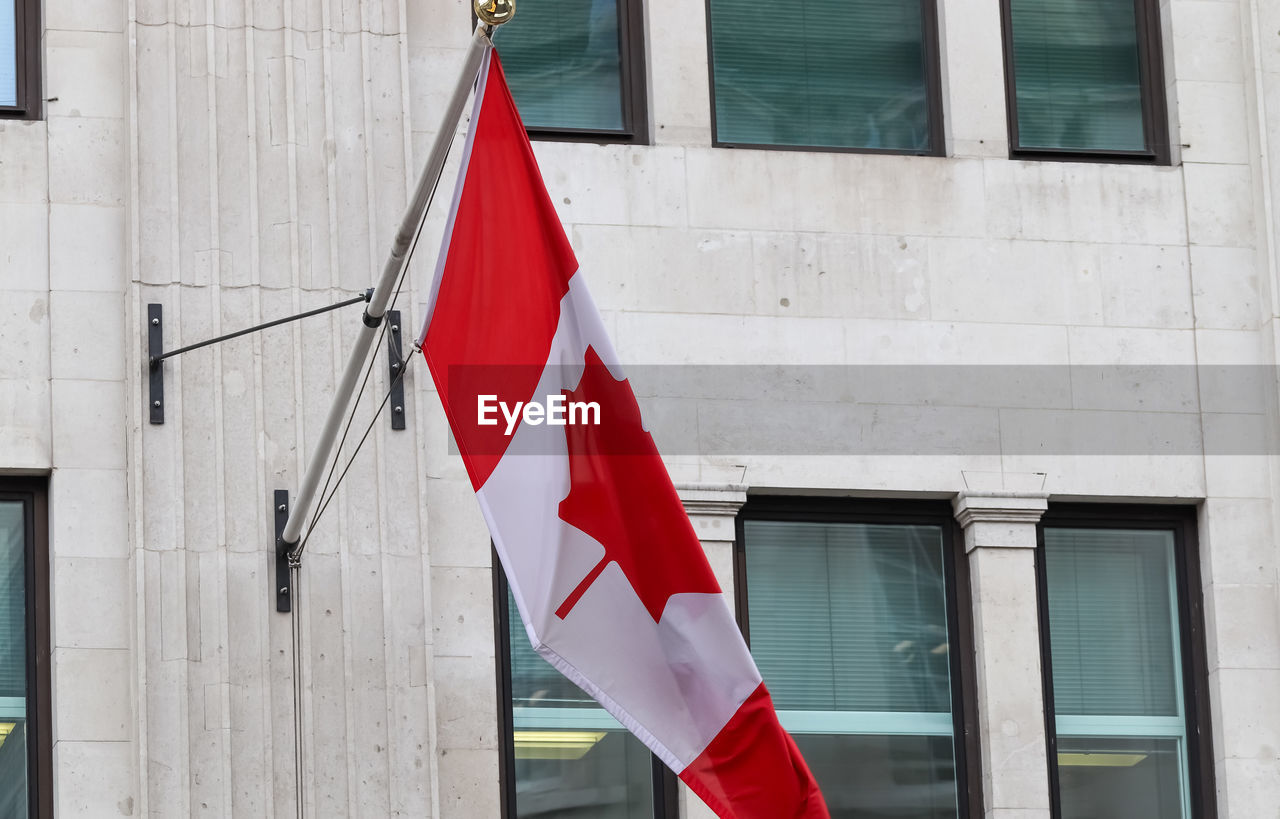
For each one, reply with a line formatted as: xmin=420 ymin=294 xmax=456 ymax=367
xmin=475 ymin=0 xmax=515 ymax=26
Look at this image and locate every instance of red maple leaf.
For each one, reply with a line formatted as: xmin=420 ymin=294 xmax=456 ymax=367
xmin=554 ymin=346 xmax=721 ymax=623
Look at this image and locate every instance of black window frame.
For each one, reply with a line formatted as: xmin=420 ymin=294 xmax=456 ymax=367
xmin=0 ymin=0 xmax=41 ymax=121
xmin=1035 ymin=504 xmax=1216 ymax=819
xmin=734 ymin=496 xmax=982 ymax=819
xmin=485 ymin=0 xmax=650 ymax=146
xmin=704 ymin=0 xmax=946 ymax=157
xmin=0 ymin=477 xmax=52 ymax=818
xmin=1000 ymin=0 xmax=1171 ymax=164
xmin=492 ymin=551 xmax=678 ymax=819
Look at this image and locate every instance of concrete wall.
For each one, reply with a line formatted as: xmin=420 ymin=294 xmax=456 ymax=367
xmin=0 ymin=0 xmax=1276 ymax=813
xmin=0 ymin=0 xmax=135 ymax=813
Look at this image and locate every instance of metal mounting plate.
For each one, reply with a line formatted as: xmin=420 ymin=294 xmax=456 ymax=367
xmin=148 ymin=304 xmax=164 ymax=424
xmin=275 ymin=490 xmax=292 ymax=613
xmin=387 ymin=310 xmax=406 ymax=431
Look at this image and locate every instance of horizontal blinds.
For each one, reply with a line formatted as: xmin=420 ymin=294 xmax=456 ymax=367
xmin=709 ymin=0 xmax=932 ymax=150
xmin=494 ymin=0 xmax=625 ymax=132
xmin=1044 ymin=528 xmax=1178 ymax=718
xmin=0 ymin=0 xmax=16 ymax=107
xmin=744 ymin=521 xmax=951 ymax=715
xmin=0 ymin=505 xmax=24 ymax=701
xmin=1009 ymin=0 xmax=1146 ymax=151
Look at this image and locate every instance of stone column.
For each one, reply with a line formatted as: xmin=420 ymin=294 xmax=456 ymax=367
xmin=953 ymin=491 xmax=1052 ymax=819
xmin=676 ymin=483 xmax=746 ymax=594
xmin=675 ymin=483 xmax=747 ymax=819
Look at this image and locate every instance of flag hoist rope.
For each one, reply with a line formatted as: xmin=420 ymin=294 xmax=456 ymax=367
xmin=290 ymin=564 xmax=306 ymax=818
xmin=280 ymin=11 xmax=511 ymax=816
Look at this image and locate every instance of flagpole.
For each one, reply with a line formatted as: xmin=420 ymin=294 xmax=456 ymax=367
xmin=278 ymin=15 xmax=504 ymax=554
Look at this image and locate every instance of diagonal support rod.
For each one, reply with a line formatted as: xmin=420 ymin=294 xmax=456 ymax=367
xmin=149 ymin=289 xmax=372 ymax=368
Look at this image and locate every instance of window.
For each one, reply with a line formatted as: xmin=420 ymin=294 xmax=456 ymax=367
xmin=494 ymin=563 xmax=676 ymax=818
xmin=0 ymin=479 xmax=50 ymax=817
xmin=1037 ymin=507 xmax=1214 ymax=819
xmin=492 ymin=0 xmax=648 ymax=143
xmin=706 ymin=0 xmax=943 ymax=154
xmin=1002 ymin=0 xmax=1169 ymax=162
xmin=0 ymin=0 xmax=39 ymax=119
xmin=737 ymin=499 xmax=977 ymax=819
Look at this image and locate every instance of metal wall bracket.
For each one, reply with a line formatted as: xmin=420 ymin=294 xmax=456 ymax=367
xmin=387 ymin=310 xmax=406 ymax=431
xmin=145 ymin=291 xmax=370 ymax=429
xmin=274 ymin=490 xmax=292 ymax=613
xmin=148 ymin=305 xmax=165 ymax=424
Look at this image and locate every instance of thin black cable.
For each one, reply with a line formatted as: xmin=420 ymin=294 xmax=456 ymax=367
xmin=302 ymin=275 xmax=413 ymax=542
xmin=297 ymin=192 xmax=431 ymax=553
xmin=298 ymin=234 xmax=420 ymax=551
xmin=295 ymin=121 xmax=458 ymax=558
xmin=302 ymin=316 xmax=389 ymax=544
xmin=296 ymin=346 xmax=419 ymax=555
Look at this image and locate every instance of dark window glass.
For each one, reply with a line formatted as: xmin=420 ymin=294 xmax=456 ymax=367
xmin=497 ymin=579 xmax=671 ymax=818
xmin=707 ymin=0 xmax=942 ymax=153
xmin=1040 ymin=516 xmax=1212 ymax=819
xmin=505 ymin=590 xmax=654 ymax=818
xmin=0 ymin=0 xmax=37 ymax=118
xmin=494 ymin=0 xmax=647 ymax=141
xmin=1005 ymin=0 xmax=1167 ymax=158
xmin=0 ymin=501 xmax=29 ymax=814
xmin=1 ymin=0 xmax=19 ymax=107
xmin=740 ymin=513 xmax=962 ymax=819
xmin=1056 ymin=737 xmax=1185 ymax=819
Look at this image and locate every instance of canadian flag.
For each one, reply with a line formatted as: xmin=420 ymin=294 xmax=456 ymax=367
xmin=419 ymin=45 xmax=828 ymax=818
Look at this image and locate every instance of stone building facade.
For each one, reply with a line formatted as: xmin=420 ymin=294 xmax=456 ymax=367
xmin=1 ymin=0 xmax=1279 ymax=815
